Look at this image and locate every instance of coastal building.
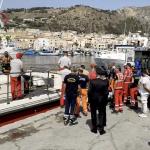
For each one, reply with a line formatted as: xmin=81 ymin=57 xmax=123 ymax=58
xmin=123 ymin=32 xmax=149 ymax=47
xmin=33 ymin=38 xmax=50 ymax=50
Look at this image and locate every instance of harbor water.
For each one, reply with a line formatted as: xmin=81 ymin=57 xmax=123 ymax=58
xmin=23 ymin=55 xmax=95 ymax=71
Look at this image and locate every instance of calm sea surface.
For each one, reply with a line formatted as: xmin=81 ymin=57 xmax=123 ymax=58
xmin=23 ymin=55 xmax=95 ymax=72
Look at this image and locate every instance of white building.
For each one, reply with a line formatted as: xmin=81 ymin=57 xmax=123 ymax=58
xmin=123 ymin=32 xmax=149 ymax=47
xmin=33 ymin=38 xmax=50 ymax=50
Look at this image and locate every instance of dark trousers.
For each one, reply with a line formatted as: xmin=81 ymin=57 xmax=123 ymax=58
xmin=90 ymin=99 xmax=107 ymax=130
xmin=65 ymin=94 xmax=77 ymax=116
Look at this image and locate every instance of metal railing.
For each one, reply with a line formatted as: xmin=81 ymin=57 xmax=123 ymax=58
xmin=0 ymin=69 xmax=59 ymax=105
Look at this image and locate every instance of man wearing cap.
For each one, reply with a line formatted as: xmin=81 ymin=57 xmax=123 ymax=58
xmin=88 ymin=67 xmax=109 ymax=135
xmin=0 ymin=51 xmax=12 ymax=74
xmin=58 ymin=51 xmax=71 ymax=70
xmin=10 ymin=53 xmax=24 ymax=100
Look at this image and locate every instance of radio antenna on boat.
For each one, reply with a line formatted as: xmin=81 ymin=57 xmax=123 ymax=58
xmin=0 ymin=0 xmax=4 ymax=10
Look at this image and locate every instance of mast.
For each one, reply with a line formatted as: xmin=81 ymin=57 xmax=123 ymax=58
xmin=124 ymin=21 xmax=126 ymax=36
xmin=0 ymin=0 xmax=4 ymax=10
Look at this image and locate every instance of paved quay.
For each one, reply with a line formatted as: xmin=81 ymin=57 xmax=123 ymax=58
xmin=0 ymin=105 xmax=150 ymax=150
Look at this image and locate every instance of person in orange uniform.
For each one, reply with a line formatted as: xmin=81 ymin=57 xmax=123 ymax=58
xmin=10 ymin=53 xmax=24 ymax=100
xmin=129 ymin=68 xmax=139 ymax=109
xmin=76 ymin=68 xmax=89 ymax=116
xmin=114 ymin=66 xmax=124 ymax=112
xmin=123 ymin=63 xmax=133 ymax=103
xmin=88 ymin=63 xmax=97 ymax=80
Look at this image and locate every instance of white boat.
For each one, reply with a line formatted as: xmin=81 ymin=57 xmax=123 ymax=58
xmin=0 ymin=71 xmax=62 ymax=115
xmin=94 ymin=45 xmax=135 ymax=68
xmin=95 ymin=33 xmax=149 ymax=68
xmin=38 ymin=49 xmax=60 ymax=56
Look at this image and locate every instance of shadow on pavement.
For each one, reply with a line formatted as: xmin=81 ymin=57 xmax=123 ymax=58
xmin=86 ymin=119 xmax=92 ymax=130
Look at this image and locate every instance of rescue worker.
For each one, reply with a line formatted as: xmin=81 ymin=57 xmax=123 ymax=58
xmin=63 ymin=66 xmax=80 ymax=125
xmin=88 ymin=63 xmax=96 ymax=80
xmin=0 ymin=51 xmax=12 ymax=74
xmin=88 ymin=67 xmax=109 ymax=135
xmin=87 ymin=63 xmax=96 ymax=112
xmin=107 ymin=64 xmax=116 ymax=109
xmin=129 ymin=67 xmax=139 ymax=109
xmin=113 ymin=66 xmax=124 ymax=113
xmin=75 ymin=68 xmax=89 ymax=116
xmin=10 ymin=53 xmax=23 ymax=100
xmin=59 ymin=66 xmax=71 ymax=107
xmin=58 ymin=51 xmax=71 ymax=70
xmin=123 ymin=63 xmax=133 ymax=103
xmin=108 ymin=64 xmax=116 ymax=91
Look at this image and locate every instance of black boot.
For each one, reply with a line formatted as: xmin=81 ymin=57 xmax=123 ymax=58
xmin=91 ymin=128 xmax=97 ymax=134
xmin=99 ymin=128 xmax=106 ymax=135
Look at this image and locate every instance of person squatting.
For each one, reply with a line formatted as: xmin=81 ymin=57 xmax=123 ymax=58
xmin=60 ymin=63 xmax=150 ymax=135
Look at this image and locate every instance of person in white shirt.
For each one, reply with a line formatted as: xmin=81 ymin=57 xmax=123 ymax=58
xmin=58 ymin=51 xmax=71 ymax=70
xmin=138 ymin=69 xmax=150 ymax=118
xmin=10 ymin=53 xmax=24 ymax=100
xmin=59 ymin=66 xmax=71 ymax=82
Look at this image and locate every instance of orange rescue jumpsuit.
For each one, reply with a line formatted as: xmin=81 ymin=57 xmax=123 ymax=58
xmin=114 ymin=72 xmax=124 ymax=111
xmin=123 ymin=68 xmax=133 ymax=103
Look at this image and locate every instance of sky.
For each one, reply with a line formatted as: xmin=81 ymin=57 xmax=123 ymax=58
xmin=1 ymin=0 xmax=150 ymax=10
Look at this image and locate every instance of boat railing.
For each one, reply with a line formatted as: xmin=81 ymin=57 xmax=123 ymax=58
xmin=0 ymin=70 xmax=60 ymax=105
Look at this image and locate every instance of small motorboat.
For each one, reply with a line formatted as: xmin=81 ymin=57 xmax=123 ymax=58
xmin=24 ymin=49 xmax=39 ymax=56
xmin=38 ymin=49 xmax=60 ymax=56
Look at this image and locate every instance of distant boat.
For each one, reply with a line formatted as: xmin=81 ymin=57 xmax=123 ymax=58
xmin=94 ymin=45 xmax=135 ymax=68
xmin=24 ymin=49 xmax=39 ymax=56
xmin=38 ymin=49 xmax=60 ymax=56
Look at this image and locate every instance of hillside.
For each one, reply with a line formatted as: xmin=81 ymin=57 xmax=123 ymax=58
xmin=3 ymin=5 xmax=150 ymax=34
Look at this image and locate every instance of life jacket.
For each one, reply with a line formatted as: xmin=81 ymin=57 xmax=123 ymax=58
xmin=115 ymin=72 xmax=124 ymax=90
xmin=124 ymin=68 xmax=133 ymax=83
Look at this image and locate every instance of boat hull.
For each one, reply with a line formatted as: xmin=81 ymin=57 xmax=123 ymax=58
xmin=95 ymin=58 xmax=125 ymax=68
xmin=38 ymin=52 xmax=59 ymax=56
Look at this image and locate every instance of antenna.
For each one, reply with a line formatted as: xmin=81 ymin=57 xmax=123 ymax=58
xmin=124 ymin=21 xmax=126 ymax=36
xmin=0 ymin=0 xmax=4 ymax=11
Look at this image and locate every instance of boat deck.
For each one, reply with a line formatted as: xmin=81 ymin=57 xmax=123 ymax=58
xmin=0 ymin=71 xmax=62 ymax=116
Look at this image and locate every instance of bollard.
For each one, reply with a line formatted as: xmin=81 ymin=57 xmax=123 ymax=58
xmin=7 ymin=74 xmax=10 ymax=104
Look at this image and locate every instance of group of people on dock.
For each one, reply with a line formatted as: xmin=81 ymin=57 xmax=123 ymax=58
xmin=58 ymin=52 xmax=150 ymax=135
xmin=1 ymin=50 xmax=150 ymax=135
xmin=0 ymin=51 xmax=24 ymax=100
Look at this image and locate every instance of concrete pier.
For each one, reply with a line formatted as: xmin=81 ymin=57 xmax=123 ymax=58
xmin=0 ymin=106 xmax=150 ymax=150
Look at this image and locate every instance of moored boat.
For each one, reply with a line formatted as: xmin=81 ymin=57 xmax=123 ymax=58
xmin=38 ymin=49 xmax=60 ymax=56
xmin=24 ymin=49 xmax=39 ymax=56
xmin=94 ymin=45 xmax=135 ymax=68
